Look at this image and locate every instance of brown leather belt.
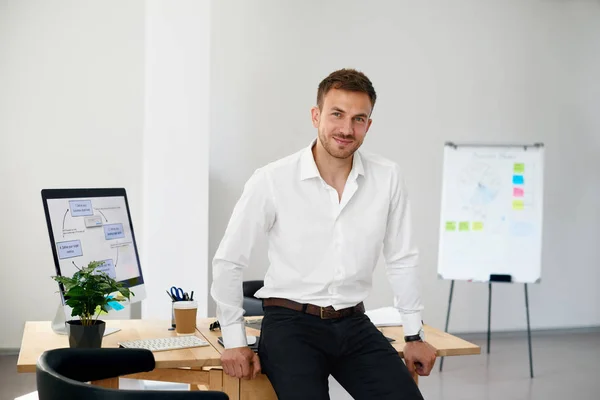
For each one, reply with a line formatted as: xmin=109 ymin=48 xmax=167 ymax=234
xmin=262 ymin=297 xmax=365 ymax=319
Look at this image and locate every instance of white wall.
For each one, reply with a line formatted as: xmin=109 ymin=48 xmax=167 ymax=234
xmin=142 ymin=0 xmax=211 ymax=320
xmin=0 ymin=0 xmax=145 ymax=347
xmin=0 ymin=0 xmax=211 ymax=349
xmin=209 ymin=0 xmax=600 ymax=333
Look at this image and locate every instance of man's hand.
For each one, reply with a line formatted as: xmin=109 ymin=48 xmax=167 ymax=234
xmin=221 ymin=347 xmax=261 ymax=380
xmin=404 ymin=341 xmax=436 ymax=376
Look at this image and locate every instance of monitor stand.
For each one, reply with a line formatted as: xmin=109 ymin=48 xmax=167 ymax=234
xmin=51 ymin=300 xmax=121 ymax=336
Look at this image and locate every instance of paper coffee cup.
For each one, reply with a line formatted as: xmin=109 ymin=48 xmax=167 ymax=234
xmin=173 ymin=300 xmax=198 ymax=336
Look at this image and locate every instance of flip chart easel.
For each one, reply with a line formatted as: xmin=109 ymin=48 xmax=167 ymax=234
xmin=436 ymin=142 xmax=545 ymax=378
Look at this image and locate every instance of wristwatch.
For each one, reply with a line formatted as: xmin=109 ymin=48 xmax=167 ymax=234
xmin=404 ymin=328 xmax=425 ymax=343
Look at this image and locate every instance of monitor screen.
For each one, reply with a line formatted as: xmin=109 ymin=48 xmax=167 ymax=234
xmin=41 ymin=188 xmax=145 ymax=294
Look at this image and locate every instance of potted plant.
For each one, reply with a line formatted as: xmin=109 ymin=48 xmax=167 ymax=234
xmin=52 ymin=261 xmax=133 ymax=348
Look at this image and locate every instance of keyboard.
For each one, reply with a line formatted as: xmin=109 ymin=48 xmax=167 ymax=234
xmin=118 ymin=335 xmax=210 ymax=352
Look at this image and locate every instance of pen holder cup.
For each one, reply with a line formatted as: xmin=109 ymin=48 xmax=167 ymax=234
xmin=173 ymin=300 xmax=198 ymax=336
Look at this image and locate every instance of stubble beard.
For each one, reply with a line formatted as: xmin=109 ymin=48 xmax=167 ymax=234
xmin=318 ymin=129 xmax=360 ymax=160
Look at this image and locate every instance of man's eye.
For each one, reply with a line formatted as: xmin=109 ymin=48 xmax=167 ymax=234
xmin=332 ymin=112 xmax=341 ymax=117
xmin=355 ymin=117 xmax=364 ymax=122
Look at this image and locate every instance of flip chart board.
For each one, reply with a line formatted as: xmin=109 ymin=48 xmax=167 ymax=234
xmin=437 ymin=143 xmax=544 ymax=283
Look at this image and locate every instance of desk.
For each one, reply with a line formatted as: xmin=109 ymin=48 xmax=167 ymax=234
xmin=17 ymin=320 xmax=225 ymax=392
xmin=18 ymin=318 xmax=480 ymax=399
xmin=199 ymin=318 xmax=481 ymax=397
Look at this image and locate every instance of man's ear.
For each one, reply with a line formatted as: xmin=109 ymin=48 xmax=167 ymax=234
xmin=311 ymin=106 xmax=320 ymax=128
xmin=366 ymin=118 xmax=373 ymax=133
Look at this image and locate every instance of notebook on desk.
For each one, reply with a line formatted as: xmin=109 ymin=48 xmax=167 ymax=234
xmin=244 ymin=319 xmax=263 ymax=331
xmin=365 ymin=306 xmax=403 ymax=327
xmin=218 ymin=335 xmax=260 ymax=353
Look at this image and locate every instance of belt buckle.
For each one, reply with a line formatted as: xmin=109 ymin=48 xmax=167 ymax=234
xmin=320 ymin=307 xmax=337 ymax=319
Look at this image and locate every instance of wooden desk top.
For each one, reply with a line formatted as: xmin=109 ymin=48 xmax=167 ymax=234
xmin=18 ymin=318 xmax=479 ymax=374
xmin=17 ymin=320 xmax=222 ymax=373
xmin=198 ymin=317 xmax=480 ymax=358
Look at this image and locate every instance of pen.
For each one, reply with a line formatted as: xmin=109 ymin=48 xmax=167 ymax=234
xmin=166 ymin=290 xmax=176 ymax=301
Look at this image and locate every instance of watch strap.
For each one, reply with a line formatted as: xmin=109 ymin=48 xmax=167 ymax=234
xmin=404 ymin=334 xmax=423 ymax=342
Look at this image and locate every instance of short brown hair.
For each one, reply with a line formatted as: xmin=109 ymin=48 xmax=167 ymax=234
xmin=316 ymin=68 xmax=377 ymax=111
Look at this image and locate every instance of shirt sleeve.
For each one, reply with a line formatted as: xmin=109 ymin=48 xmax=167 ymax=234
xmin=382 ymin=165 xmax=424 ymax=337
xmin=210 ymin=168 xmax=275 ymax=348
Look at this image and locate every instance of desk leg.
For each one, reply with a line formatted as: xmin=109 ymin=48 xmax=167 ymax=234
xmin=411 ymin=372 xmax=419 ymax=386
xmin=222 ymin=374 xmax=240 ymax=400
xmin=209 ymin=369 xmax=223 ymax=392
xmin=240 ymin=374 xmax=277 ymax=400
xmin=91 ymin=377 xmax=119 ymax=389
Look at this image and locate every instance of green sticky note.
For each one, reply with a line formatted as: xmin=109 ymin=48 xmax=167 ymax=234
xmin=459 ymin=221 xmax=470 ymax=231
xmin=445 ymin=221 xmax=456 ymax=231
xmin=513 ymin=200 xmax=524 ymax=210
xmin=514 ymin=163 xmax=525 ymax=173
xmin=472 ymin=222 xmax=483 ymax=231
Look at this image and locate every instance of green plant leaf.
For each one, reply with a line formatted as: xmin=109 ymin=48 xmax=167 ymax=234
xmin=50 ymin=260 xmax=135 ymax=323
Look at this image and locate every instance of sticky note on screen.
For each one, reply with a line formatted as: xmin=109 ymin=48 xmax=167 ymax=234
xmin=513 ymin=175 xmax=524 ymax=185
xmin=108 ymin=301 xmax=125 ymax=311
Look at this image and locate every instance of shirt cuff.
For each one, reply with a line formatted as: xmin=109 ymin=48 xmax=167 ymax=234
xmin=221 ymin=322 xmax=248 ymax=349
xmin=402 ymin=312 xmax=423 ymax=336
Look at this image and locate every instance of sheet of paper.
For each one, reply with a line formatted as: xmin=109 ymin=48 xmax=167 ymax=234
xmin=365 ymin=306 xmax=403 ymax=326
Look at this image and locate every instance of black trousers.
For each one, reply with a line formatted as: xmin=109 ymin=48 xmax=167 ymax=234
xmin=258 ymin=306 xmax=424 ymax=400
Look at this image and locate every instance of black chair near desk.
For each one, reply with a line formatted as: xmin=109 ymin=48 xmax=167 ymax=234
xmin=243 ymin=280 xmax=264 ymax=317
xmin=36 ymin=348 xmax=229 ymax=399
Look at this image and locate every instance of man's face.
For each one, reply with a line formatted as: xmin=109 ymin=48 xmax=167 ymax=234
xmin=311 ymin=89 xmax=373 ymax=160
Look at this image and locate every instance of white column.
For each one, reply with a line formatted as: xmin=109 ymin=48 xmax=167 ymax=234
xmin=142 ymin=0 xmax=210 ymax=320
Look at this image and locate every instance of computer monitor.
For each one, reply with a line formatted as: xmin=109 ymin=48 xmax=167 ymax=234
xmin=41 ymin=188 xmax=147 ymax=332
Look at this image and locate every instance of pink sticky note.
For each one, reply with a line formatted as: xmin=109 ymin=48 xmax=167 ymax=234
xmin=513 ymin=187 xmax=524 ymax=197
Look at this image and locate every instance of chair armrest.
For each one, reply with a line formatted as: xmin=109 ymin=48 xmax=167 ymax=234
xmin=38 ymin=348 xmax=155 ymax=383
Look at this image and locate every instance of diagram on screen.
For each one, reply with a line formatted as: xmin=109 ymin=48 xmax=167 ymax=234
xmin=48 ymin=196 xmax=139 ymax=284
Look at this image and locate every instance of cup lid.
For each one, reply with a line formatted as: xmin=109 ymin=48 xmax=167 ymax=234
xmin=173 ymin=300 xmax=198 ymax=310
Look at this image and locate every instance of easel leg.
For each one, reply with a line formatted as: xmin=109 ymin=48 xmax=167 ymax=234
xmin=439 ymin=280 xmax=455 ymax=372
xmin=525 ymin=283 xmax=534 ymax=378
xmin=487 ymin=282 xmax=492 ymax=354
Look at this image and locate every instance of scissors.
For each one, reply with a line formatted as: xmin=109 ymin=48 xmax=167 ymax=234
xmin=170 ymin=286 xmax=187 ymax=301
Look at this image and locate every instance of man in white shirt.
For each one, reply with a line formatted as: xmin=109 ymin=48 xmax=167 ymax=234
xmin=211 ymin=68 xmax=436 ymax=399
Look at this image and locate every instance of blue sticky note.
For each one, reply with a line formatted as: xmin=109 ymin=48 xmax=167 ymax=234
xmin=513 ymin=175 xmax=524 ymax=185
xmin=108 ymin=301 xmax=125 ymax=311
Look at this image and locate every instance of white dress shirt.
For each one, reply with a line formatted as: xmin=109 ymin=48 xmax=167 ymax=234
xmin=211 ymin=140 xmax=424 ymax=348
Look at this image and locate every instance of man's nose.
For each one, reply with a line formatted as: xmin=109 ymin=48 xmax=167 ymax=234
xmin=339 ymin=117 xmax=354 ymax=136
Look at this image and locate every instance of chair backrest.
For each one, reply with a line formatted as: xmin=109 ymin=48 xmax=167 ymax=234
xmin=36 ymin=348 xmax=229 ymax=399
xmin=242 ymin=280 xmax=264 ymax=298
xmin=242 ymin=280 xmax=265 ymax=316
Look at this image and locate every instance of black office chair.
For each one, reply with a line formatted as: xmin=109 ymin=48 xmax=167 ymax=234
xmin=36 ymin=348 xmax=229 ymax=399
xmin=242 ymin=280 xmax=264 ymax=316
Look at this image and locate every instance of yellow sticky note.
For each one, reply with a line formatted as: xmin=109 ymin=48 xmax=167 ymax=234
xmin=459 ymin=221 xmax=470 ymax=231
xmin=513 ymin=200 xmax=524 ymax=210
xmin=472 ymin=222 xmax=484 ymax=231
xmin=514 ymin=163 xmax=525 ymax=173
xmin=445 ymin=222 xmax=456 ymax=231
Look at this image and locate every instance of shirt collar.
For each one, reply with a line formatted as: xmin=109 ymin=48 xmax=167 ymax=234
xmin=300 ymin=138 xmax=365 ymax=181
